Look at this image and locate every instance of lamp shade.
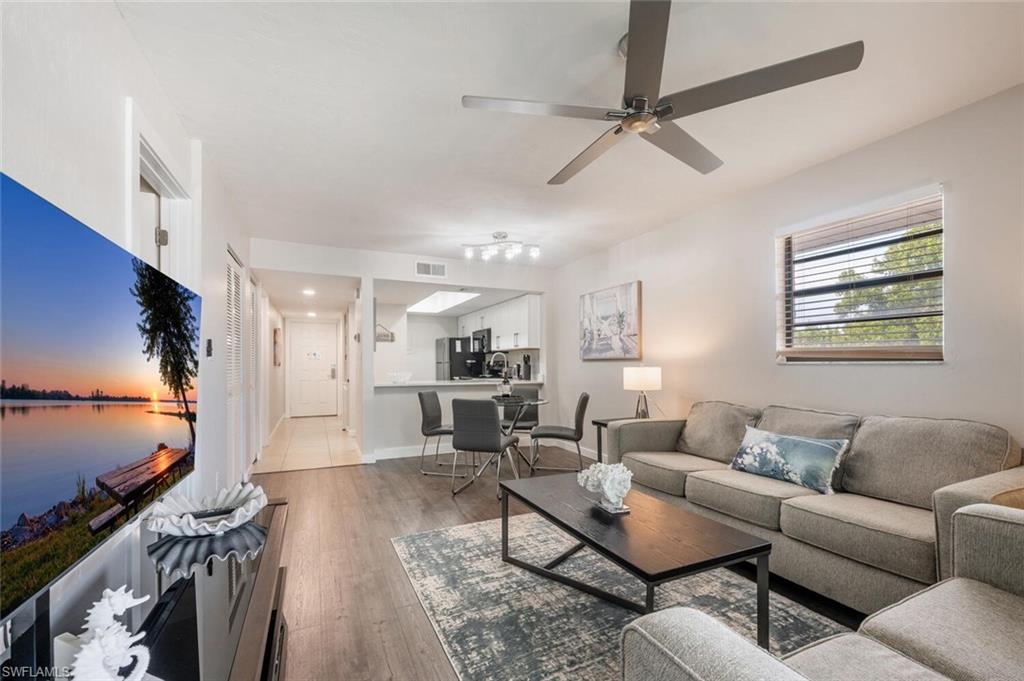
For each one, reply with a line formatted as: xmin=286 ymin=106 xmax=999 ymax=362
xmin=623 ymin=366 xmax=662 ymax=392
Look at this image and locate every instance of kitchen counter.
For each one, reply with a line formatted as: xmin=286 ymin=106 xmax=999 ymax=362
xmin=374 ymin=379 xmax=544 ymax=388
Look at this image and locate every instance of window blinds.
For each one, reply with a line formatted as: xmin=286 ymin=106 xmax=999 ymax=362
xmin=778 ymin=194 xmax=943 ymax=362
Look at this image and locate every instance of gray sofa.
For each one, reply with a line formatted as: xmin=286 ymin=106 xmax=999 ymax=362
xmin=621 ymin=503 xmax=1024 ymax=681
xmin=606 ymin=401 xmax=1024 ymax=613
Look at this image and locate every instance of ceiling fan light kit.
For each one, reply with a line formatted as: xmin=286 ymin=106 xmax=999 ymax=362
xmin=462 ymin=0 xmax=864 ymax=184
xmin=464 ymin=231 xmax=540 ymax=262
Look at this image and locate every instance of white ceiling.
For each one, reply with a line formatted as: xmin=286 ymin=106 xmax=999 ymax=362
xmin=254 ymin=268 xmax=359 ymax=319
xmin=374 ymin=279 xmax=529 ymax=317
xmin=119 ymin=2 xmax=1024 ymax=266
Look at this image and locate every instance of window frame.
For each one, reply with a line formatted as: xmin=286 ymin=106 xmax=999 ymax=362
xmin=776 ymin=193 xmax=945 ymax=364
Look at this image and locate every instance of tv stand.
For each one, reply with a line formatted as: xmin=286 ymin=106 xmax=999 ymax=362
xmin=142 ymin=500 xmax=289 ymax=681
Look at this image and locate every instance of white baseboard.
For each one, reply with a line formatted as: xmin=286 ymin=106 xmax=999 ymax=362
xmin=548 ymin=439 xmax=598 ymax=462
xmin=369 ymin=442 xmax=456 ymax=463
xmin=368 ymin=439 xmax=596 ymax=464
xmin=267 ymin=415 xmax=284 ymax=441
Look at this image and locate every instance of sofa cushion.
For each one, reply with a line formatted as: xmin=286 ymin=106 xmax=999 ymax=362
xmin=861 ymin=578 xmax=1024 ymax=681
xmin=785 ymin=633 xmax=949 ymax=681
xmin=677 ymin=401 xmax=761 ymax=463
xmin=780 ymin=494 xmax=936 ymax=583
xmin=686 ymin=469 xmax=816 ymax=530
xmin=732 ymin=426 xmax=848 ymax=494
xmin=622 ymin=452 xmax=727 ymax=496
xmin=842 ymin=415 xmax=1018 ymax=509
xmin=757 ymin=405 xmax=860 ymax=441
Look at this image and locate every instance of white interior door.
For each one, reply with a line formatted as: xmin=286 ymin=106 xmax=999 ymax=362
xmin=289 ymin=321 xmax=338 ymax=417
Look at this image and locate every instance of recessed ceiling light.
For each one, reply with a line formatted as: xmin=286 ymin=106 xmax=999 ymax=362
xmin=302 ymin=288 xmax=316 ymax=296
xmin=307 ymin=311 xmax=317 ymax=318
xmin=407 ymin=291 xmax=480 ymax=314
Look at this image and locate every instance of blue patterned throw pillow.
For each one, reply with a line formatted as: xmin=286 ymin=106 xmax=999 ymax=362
xmin=731 ymin=426 xmax=848 ymax=494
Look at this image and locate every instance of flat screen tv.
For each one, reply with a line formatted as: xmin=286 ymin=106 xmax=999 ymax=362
xmin=0 ymin=174 xmax=201 ymax=618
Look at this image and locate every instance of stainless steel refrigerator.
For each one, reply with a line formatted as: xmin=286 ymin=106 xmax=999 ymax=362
xmin=436 ymin=337 xmax=483 ymax=380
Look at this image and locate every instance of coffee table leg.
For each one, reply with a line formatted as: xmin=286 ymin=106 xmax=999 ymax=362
xmin=644 ymin=583 xmax=655 ymax=613
xmin=757 ymin=553 xmax=769 ymax=649
xmin=501 ymin=490 xmax=509 ymax=561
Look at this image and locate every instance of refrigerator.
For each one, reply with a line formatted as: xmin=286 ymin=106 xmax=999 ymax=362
xmin=435 ymin=337 xmax=484 ymax=380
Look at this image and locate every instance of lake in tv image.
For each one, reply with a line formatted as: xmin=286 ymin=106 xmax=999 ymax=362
xmin=0 ymin=174 xmax=202 ymax=617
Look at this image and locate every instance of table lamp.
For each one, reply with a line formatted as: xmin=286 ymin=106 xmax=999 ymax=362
xmin=623 ymin=366 xmax=661 ymax=419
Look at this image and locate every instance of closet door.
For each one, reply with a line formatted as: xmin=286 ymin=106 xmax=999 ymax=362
xmin=226 ymin=254 xmax=244 ymax=479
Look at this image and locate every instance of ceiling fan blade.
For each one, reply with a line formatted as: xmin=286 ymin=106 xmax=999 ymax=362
xmin=641 ymin=122 xmax=723 ymax=175
xmin=461 ymin=95 xmax=622 ymax=121
xmin=623 ymin=0 xmax=672 ymax=106
xmin=658 ymin=41 xmax=865 ymax=120
xmin=548 ymin=125 xmax=626 ymax=185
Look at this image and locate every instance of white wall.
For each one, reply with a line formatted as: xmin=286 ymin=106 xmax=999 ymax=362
xmin=551 ymin=85 xmax=1024 ymax=452
xmin=266 ymin=302 xmax=286 ymax=434
xmin=2 ymin=1 xmax=248 ymax=636
xmin=373 ymin=306 xmax=458 ymax=383
xmin=407 ymin=315 xmax=458 ymax=380
xmin=373 ymin=304 xmax=411 ymax=384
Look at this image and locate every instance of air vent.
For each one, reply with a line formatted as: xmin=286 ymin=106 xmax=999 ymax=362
xmin=415 ymin=261 xmax=447 ymax=278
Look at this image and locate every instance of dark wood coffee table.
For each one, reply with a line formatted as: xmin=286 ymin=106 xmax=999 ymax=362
xmin=500 ymin=474 xmax=773 ymax=648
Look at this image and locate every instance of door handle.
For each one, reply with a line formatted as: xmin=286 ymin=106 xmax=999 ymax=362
xmin=514 ymin=332 xmax=519 ymax=347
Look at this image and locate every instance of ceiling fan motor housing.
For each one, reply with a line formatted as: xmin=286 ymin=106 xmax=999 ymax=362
xmin=616 ymin=97 xmax=660 ymax=134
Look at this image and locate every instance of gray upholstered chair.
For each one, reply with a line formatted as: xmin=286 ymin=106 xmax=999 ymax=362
xmin=451 ymin=399 xmax=524 ymax=498
xmin=529 ymin=392 xmax=590 ymax=473
xmin=621 ymin=503 xmax=1024 ymax=681
xmin=417 ymin=391 xmax=460 ymax=478
xmin=501 ymin=386 xmax=539 ymax=433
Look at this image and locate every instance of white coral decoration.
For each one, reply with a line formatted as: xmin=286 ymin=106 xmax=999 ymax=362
xmin=146 ymin=482 xmax=267 ymax=537
xmin=578 ymin=463 xmax=633 ymax=510
xmin=71 ymin=586 xmax=150 ymax=681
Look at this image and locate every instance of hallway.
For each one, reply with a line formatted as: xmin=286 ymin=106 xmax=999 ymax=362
xmin=253 ymin=416 xmax=362 ymax=473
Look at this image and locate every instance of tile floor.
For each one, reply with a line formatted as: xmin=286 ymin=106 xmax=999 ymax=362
xmin=252 ymin=416 xmax=362 ymax=473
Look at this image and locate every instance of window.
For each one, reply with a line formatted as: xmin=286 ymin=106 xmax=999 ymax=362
xmin=777 ymin=194 xmax=943 ymax=362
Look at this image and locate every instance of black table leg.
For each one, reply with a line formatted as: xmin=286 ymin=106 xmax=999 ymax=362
xmin=595 ymin=425 xmax=604 ymax=463
xmin=501 ymin=490 xmax=509 ymax=561
xmin=644 ymin=583 xmax=655 ymax=613
xmin=757 ymin=553 xmax=770 ymax=649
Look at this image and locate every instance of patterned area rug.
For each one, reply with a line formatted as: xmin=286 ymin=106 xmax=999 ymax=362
xmin=393 ymin=513 xmax=848 ymax=681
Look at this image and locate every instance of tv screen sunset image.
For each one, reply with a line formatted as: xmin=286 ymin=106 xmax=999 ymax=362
xmin=0 ymin=175 xmax=201 ymax=616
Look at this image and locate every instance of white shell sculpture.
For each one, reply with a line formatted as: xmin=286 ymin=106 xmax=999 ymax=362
xmin=147 ymin=521 xmax=268 ymax=579
xmin=578 ymin=463 xmax=633 ymax=512
xmin=70 ymin=585 xmax=150 ymax=681
xmin=146 ymin=482 xmax=267 ymax=537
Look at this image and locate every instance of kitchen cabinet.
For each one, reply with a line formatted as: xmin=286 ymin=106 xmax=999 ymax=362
xmin=461 ymin=294 xmax=541 ymax=350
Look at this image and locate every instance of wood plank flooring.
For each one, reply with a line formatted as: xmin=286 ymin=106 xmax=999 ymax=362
xmin=254 ymin=446 xmax=861 ymax=681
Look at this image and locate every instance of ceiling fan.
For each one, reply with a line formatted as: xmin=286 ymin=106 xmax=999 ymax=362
xmin=462 ymin=0 xmax=864 ymax=184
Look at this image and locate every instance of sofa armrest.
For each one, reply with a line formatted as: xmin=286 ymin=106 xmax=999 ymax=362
xmin=952 ymin=503 xmax=1024 ymax=598
xmin=932 ymin=466 xmax=1024 ymax=579
xmin=605 ymin=419 xmax=685 ymax=464
xmin=621 ymin=608 xmax=808 ymax=681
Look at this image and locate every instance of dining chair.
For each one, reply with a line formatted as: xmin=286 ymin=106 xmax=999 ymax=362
xmin=417 ymin=391 xmax=463 ymax=478
xmin=529 ymin=392 xmax=590 ymax=473
xmin=451 ymin=399 xmax=524 ymax=498
xmin=501 ymin=386 xmax=540 ymax=433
